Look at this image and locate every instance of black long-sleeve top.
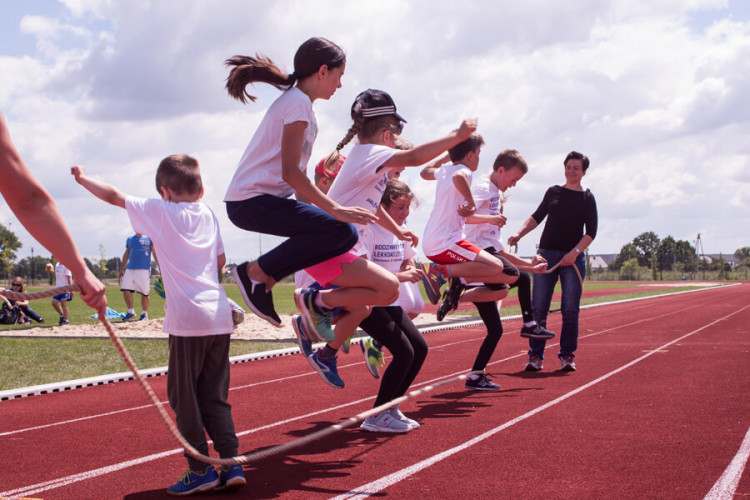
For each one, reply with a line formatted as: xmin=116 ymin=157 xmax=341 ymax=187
xmin=531 ymin=185 xmax=598 ymax=251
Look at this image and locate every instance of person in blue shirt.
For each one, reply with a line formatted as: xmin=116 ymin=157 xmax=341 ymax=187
xmin=121 ymin=233 xmax=155 ymax=321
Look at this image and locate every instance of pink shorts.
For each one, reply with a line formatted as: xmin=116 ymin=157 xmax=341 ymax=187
xmin=305 ymin=250 xmax=359 ymax=287
xmin=427 ymin=240 xmax=482 ymax=264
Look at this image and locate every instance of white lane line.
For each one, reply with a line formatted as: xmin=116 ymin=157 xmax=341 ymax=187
xmin=330 ymin=306 xmax=749 ymax=499
xmin=704 ymin=425 xmax=750 ymax=500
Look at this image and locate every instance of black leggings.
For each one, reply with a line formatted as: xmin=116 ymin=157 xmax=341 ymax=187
xmin=359 ymin=306 xmax=428 ymax=408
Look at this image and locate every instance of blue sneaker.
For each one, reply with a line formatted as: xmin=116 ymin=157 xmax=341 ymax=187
xmin=308 ymin=350 xmax=345 ymax=389
xmin=166 ymin=467 xmax=220 ymax=496
xmin=292 ymin=314 xmax=313 ymax=357
xmin=294 ymin=288 xmax=334 ymax=341
xmin=214 ymin=464 xmax=246 ymax=492
xmin=360 ymin=337 xmax=384 ymax=379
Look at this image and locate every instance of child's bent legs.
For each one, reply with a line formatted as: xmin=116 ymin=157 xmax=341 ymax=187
xmin=168 ymin=335 xmax=239 ymax=470
xmin=321 ymin=258 xmax=399 ymax=309
xmin=226 ymin=195 xmax=358 ymax=282
xmin=328 ymin=306 xmax=370 ymax=349
xmin=447 ymin=250 xmax=506 ymax=283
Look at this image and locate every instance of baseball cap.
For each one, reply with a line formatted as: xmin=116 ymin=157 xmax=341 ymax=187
xmin=351 ymin=89 xmax=407 ymax=123
xmin=315 ymin=155 xmax=346 ymax=179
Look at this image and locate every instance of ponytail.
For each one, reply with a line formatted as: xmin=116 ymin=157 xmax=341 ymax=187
xmin=225 ymin=54 xmax=296 ymax=104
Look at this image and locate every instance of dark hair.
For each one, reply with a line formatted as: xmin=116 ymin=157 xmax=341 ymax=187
xmin=155 ymin=154 xmax=203 ymax=196
xmin=493 ymin=149 xmax=528 ymax=174
xmin=323 ymin=115 xmax=403 ymax=173
xmin=381 ymin=178 xmax=418 ymax=208
xmin=225 ymin=37 xmax=346 ymax=104
xmin=564 ymin=151 xmax=590 ymax=171
xmin=448 ymin=133 xmax=484 ymax=163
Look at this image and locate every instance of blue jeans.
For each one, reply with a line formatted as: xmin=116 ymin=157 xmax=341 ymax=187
xmin=226 ymin=195 xmax=358 ymax=282
xmin=529 ymin=248 xmax=586 ymax=359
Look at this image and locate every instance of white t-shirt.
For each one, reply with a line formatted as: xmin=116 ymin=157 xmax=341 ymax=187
xmin=327 ymin=143 xmax=396 ymax=216
xmin=125 ymin=196 xmax=232 ymax=336
xmin=224 ymin=87 xmax=318 ymax=201
xmin=54 ymin=263 xmax=72 ymax=287
xmin=359 ymin=222 xmax=424 ymax=316
xmin=464 ymin=175 xmax=505 ymax=251
xmin=422 ymin=163 xmax=473 ymax=256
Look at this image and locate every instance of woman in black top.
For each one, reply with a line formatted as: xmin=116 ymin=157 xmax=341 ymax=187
xmin=508 ymin=151 xmax=597 ymax=372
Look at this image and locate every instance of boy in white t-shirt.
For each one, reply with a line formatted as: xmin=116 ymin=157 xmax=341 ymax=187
xmin=51 ymin=259 xmax=73 ymax=326
xmin=72 ymin=155 xmax=245 ymax=496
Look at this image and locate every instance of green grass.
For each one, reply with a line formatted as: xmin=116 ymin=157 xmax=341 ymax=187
xmin=0 ymin=281 xmax=723 ymax=391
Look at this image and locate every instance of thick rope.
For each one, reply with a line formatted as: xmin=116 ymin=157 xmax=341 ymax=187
xmin=1 ymin=284 xmax=476 ymax=466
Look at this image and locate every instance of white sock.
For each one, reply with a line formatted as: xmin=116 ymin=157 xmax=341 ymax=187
xmin=524 ymin=321 xmax=536 ymax=328
xmin=128 ymin=309 xmax=135 ymax=314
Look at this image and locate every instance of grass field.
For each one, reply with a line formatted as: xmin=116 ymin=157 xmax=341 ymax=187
xmin=0 ymin=281 xmax=722 ymax=391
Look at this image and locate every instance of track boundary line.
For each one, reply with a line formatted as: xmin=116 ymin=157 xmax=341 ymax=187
xmin=330 ymin=304 xmax=750 ymax=499
xmin=704 ymin=425 xmax=750 ymax=500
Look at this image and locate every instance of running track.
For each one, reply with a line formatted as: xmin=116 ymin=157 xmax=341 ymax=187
xmin=1 ymin=283 xmax=748 ymax=499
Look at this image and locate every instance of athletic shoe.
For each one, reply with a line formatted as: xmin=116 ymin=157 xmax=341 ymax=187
xmin=294 ymin=288 xmax=334 ymax=341
xmin=232 ymin=262 xmax=281 ymax=327
xmin=525 ymin=354 xmax=543 ymax=371
xmin=308 ymin=350 xmax=345 ymax=389
xmin=341 ymin=333 xmax=352 ymax=354
xmin=360 ymin=337 xmax=384 ymax=379
xmin=465 ymin=374 xmax=500 ymax=391
xmin=122 ymin=312 xmax=136 ymax=322
xmin=228 ymin=298 xmax=246 ymax=326
xmin=138 ymin=312 xmax=148 ymax=321
xmin=560 ymin=354 xmax=577 ymax=372
xmin=59 ymin=317 xmax=70 ymax=326
xmin=361 ymin=410 xmax=411 ymax=433
xmin=422 ymin=262 xmax=446 ymax=305
xmin=214 ymin=464 xmax=246 ymax=493
xmin=436 ymin=278 xmax=464 ymax=321
xmin=166 ymin=467 xmax=220 ymax=496
xmin=292 ymin=314 xmax=313 ymax=357
xmin=520 ymin=324 xmax=555 ymax=339
xmin=390 ymin=405 xmax=420 ymax=429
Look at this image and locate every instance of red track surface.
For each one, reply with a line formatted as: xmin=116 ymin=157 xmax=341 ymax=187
xmin=2 ymin=284 xmax=749 ymax=499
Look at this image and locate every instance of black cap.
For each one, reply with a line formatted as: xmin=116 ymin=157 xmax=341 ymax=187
xmin=351 ymin=89 xmax=407 ymax=123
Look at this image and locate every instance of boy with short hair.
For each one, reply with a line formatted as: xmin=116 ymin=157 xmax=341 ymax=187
xmin=72 ymin=155 xmax=245 ymax=496
xmin=51 ymin=259 xmax=73 ymax=326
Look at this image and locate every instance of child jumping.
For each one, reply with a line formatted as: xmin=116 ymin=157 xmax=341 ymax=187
xmin=72 ymin=156 xmax=246 ymax=496
xmin=223 ymin=37 xmax=377 ymax=327
xmin=296 ymin=88 xmax=476 ymax=388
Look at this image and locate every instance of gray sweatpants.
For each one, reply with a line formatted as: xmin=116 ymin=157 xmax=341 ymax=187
xmin=167 ymin=334 xmax=239 ymax=471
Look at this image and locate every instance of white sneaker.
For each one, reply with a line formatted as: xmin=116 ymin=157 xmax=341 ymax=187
xmin=361 ymin=410 xmax=411 ymax=433
xmin=389 ymin=406 xmax=419 ymax=429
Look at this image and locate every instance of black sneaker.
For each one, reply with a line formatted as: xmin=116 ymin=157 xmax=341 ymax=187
xmin=465 ymin=374 xmax=500 ymax=391
xmin=436 ymin=278 xmax=464 ymax=321
xmin=232 ymin=262 xmax=281 ymax=327
xmin=520 ymin=324 xmax=555 ymax=339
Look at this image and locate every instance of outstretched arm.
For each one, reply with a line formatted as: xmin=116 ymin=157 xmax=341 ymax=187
xmin=71 ymin=165 xmax=127 ymax=208
xmin=0 ymin=111 xmax=106 ymax=314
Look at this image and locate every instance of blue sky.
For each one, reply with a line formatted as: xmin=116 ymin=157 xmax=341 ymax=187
xmin=1 ymin=0 xmax=749 ymax=265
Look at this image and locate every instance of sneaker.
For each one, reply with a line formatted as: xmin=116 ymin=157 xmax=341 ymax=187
xmin=308 ymin=350 xmax=345 ymax=389
xmin=341 ymin=333 xmax=353 ymax=354
xmin=166 ymin=467 xmax=220 ymax=496
xmin=59 ymin=317 xmax=70 ymax=326
xmin=232 ymin=262 xmax=281 ymax=327
xmin=138 ymin=312 xmax=148 ymax=321
xmin=228 ymin=298 xmax=246 ymax=326
xmin=422 ymin=262 xmax=446 ymax=305
xmin=360 ymin=337 xmax=384 ymax=379
xmin=390 ymin=405 xmax=420 ymax=429
xmin=465 ymin=374 xmax=500 ymax=391
xmin=436 ymin=278 xmax=464 ymax=321
xmin=525 ymin=354 xmax=543 ymax=371
xmin=292 ymin=314 xmax=313 ymax=357
xmin=214 ymin=464 xmax=246 ymax=492
xmin=520 ymin=324 xmax=555 ymax=339
xmin=294 ymin=288 xmax=334 ymax=341
xmin=121 ymin=312 xmax=136 ymax=322
xmin=361 ymin=410 xmax=411 ymax=433
xmin=560 ymin=355 xmax=577 ymax=371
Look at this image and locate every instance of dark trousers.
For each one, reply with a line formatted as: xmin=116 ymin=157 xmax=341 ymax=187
xmin=167 ymin=334 xmax=239 ymax=471
xmin=226 ymin=195 xmax=358 ymax=282
xmin=359 ymin=306 xmax=428 ymax=408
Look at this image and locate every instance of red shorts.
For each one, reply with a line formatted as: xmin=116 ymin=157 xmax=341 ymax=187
xmin=427 ymin=240 xmax=482 ymax=265
xmin=305 ymin=250 xmax=359 ymax=288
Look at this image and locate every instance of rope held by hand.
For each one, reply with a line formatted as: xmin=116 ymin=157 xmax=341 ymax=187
xmin=1 ymin=284 xmax=477 ymax=466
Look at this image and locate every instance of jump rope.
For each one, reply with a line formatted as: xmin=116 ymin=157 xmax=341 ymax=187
xmin=0 ymin=283 xmax=480 ymax=466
